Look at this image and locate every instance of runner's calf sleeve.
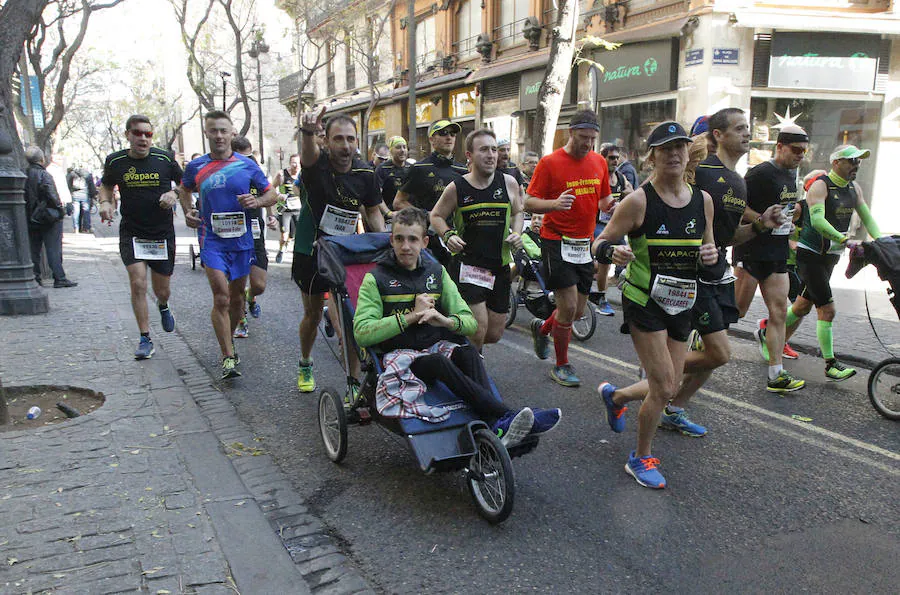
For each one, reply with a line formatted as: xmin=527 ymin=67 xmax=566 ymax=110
xmin=856 ymin=202 xmax=882 ymax=239
xmin=786 ymin=305 xmax=801 ymax=329
xmin=809 ymin=203 xmax=846 ymax=243
xmin=540 ymin=309 xmax=557 ymax=335
xmin=816 ymin=320 xmax=834 ymax=361
xmin=552 ymin=323 xmax=572 ymax=366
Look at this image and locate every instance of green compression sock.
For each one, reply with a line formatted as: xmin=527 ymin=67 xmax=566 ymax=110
xmin=816 ymin=320 xmax=834 ymax=361
xmin=786 ymin=305 xmax=801 ymax=329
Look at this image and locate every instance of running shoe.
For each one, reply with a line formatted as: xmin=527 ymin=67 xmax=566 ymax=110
xmin=275 ymin=251 xmax=284 ymax=264
xmin=825 ymin=360 xmax=857 ymax=382
xmin=659 ymin=407 xmax=707 ymax=437
xmin=530 ymin=407 xmax=562 ymax=435
xmin=550 ymin=364 xmax=581 ymax=387
xmin=530 ymin=318 xmax=549 ymax=360
xmin=246 ymin=289 xmax=261 ymax=318
xmin=233 ymin=317 xmax=249 ymax=339
xmin=297 ymin=360 xmax=316 ymax=393
xmin=159 ymin=305 xmax=175 ymax=333
xmin=491 ymin=408 xmax=534 ymax=447
xmin=323 ymin=306 xmax=335 ymax=338
xmin=598 ymin=382 xmax=627 ymax=433
xmin=231 ymin=344 xmax=240 ymax=365
xmin=596 ymin=299 xmax=615 ymax=317
xmin=625 ymin=451 xmax=666 ymax=489
xmin=221 ymin=356 xmax=241 ymax=379
xmin=343 ymin=382 xmax=361 ymax=410
xmin=766 ymin=370 xmax=805 ymax=393
xmin=134 ymin=336 xmax=154 ymax=360
xmin=688 ymin=329 xmax=704 ymax=352
xmin=755 ymin=327 xmax=769 ymax=362
xmin=782 ymin=343 xmax=799 ymax=359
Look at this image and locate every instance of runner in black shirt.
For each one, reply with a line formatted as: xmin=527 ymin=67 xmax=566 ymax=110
xmin=99 ymin=114 xmax=183 ymax=361
xmin=734 ymin=124 xmax=807 ymax=393
xmin=497 ymin=138 xmax=525 ymax=186
xmin=294 ymin=106 xmax=384 ymax=400
xmin=374 ymin=135 xmax=410 ymax=215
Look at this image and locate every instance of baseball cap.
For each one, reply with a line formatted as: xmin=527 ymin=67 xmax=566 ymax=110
xmin=689 ymin=115 xmax=709 ymax=136
xmin=647 ymin=121 xmax=692 ymax=148
xmin=388 ymin=136 xmax=407 ymax=148
xmin=830 ymin=144 xmax=870 ymax=162
xmin=497 ymin=138 xmax=511 ymax=147
xmin=428 ymin=120 xmax=462 ymax=137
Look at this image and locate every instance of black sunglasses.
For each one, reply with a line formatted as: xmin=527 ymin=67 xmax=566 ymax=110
xmin=434 ymin=129 xmax=456 ymax=137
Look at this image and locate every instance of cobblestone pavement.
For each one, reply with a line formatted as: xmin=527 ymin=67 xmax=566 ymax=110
xmin=0 ymin=231 xmax=372 ymax=594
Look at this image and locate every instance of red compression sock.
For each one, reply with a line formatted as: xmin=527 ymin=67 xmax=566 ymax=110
xmin=540 ymin=309 xmax=557 ymax=335
xmin=552 ymin=323 xmax=571 ymax=366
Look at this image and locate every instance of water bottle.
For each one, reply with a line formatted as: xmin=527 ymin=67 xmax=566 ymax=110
xmin=27 ymin=406 xmax=41 ymax=420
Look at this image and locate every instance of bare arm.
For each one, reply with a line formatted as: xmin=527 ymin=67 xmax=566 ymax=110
xmin=429 ymin=182 xmax=462 ymax=251
xmin=525 ymin=190 xmax=574 ymax=214
xmin=98 ymin=184 xmax=116 ymax=222
xmin=177 ymin=185 xmax=201 ymax=228
xmin=699 ymin=192 xmax=718 ymax=265
xmin=364 ymin=204 xmax=385 ymax=232
xmin=300 ymin=106 xmax=326 ymax=167
xmin=393 ymin=189 xmax=413 ymax=211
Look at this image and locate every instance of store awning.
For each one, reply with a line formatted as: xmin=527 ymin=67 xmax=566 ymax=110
xmin=385 ymin=69 xmax=473 ymax=101
xmin=601 ymin=14 xmax=690 ymax=44
xmin=467 ymin=51 xmax=551 ymax=83
xmin=733 ymin=9 xmax=900 ymax=35
xmin=323 ymin=94 xmax=373 ymax=115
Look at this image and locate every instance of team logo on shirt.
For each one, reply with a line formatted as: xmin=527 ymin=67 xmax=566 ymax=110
xmin=685 ymin=219 xmax=697 ymax=234
xmin=209 ymin=172 xmax=227 ymax=189
xmin=717 ymin=176 xmax=726 ymax=183
xmin=493 ymin=188 xmax=504 ymax=200
xmin=462 ymin=194 xmax=474 ymax=204
xmin=656 ymin=224 xmax=669 ymax=235
xmin=425 ymin=274 xmax=437 ymax=291
xmin=388 ymin=279 xmax=401 ymax=288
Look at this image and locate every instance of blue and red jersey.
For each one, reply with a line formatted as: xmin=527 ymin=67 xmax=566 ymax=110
xmin=182 ymin=153 xmax=271 ymax=252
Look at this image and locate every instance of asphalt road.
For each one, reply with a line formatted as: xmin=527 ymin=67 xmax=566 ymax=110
xmin=97 ymin=218 xmax=900 ymax=594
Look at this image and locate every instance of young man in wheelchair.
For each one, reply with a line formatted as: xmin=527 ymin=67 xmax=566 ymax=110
xmin=354 ymin=207 xmax=561 ymax=445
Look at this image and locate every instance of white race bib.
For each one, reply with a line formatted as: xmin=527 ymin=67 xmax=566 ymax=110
xmin=459 ymin=263 xmax=495 ymax=290
xmin=285 ymin=196 xmax=302 ymax=211
xmin=251 ymin=218 xmax=261 ymax=240
xmin=319 ymin=204 xmax=359 ymax=236
xmin=650 ymin=274 xmax=697 ymax=315
xmin=560 ymin=236 xmax=592 ymax=264
xmin=211 ymin=212 xmax=247 ymax=238
xmin=772 ymin=204 xmax=794 ymax=236
xmin=132 ymin=238 xmax=168 ymax=261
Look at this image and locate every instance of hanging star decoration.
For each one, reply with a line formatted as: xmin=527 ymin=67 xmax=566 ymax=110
xmin=772 ymin=106 xmax=803 ymax=129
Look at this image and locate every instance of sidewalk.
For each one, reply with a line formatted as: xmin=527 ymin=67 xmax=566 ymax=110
xmin=0 ymin=231 xmax=371 ymax=594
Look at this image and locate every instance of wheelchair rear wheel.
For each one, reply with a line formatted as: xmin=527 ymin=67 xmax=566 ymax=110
xmin=466 ymin=428 xmax=515 ymax=524
xmin=572 ymin=304 xmax=597 ymax=341
xmin=868 ymin=358 xmax=900 ymax=421
xmin=505 ymin=287 xmax=518 ymax=328
xmin=318 ymin=388 xmax=348 ymax=462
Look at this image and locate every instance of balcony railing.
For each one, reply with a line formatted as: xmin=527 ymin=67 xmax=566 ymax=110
xmin=306 ymin=0 xmax=354 ymax=30
xmin=452 ymin=34 xmax=481 ymax=61
xmin=494 ymin=16 xmax=530 ymax=48
xmin=278 ymin=70 xmax=305 ymax=103
xmin=415 ymin=50 xmax=438 ymax=73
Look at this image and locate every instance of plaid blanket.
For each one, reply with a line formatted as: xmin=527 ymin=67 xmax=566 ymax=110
xmin=375 ymin=340 xmax=460 ymax=422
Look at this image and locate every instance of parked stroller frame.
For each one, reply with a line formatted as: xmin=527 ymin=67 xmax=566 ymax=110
xmin=315 ymin=233 xmax=540 ymax=523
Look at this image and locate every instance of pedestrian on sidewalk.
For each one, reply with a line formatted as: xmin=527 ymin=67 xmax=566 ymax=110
xmin=99 ymin=114 xmax=183 ymax=360
xmin=23 ymin=146 xmax=77 ymax=288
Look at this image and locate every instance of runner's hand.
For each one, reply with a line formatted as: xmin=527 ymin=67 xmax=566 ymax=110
xmin=302 ymin=105 xmax=326 ymax=133
xmin=185 ymin=208 xmax=201 ymax=229
xmin=554 ymin=190 xmax=575 ymax=211
xmin=446 ymin=234 xmax=466 ymax=253
xmin=418 ymin=308 xmax=451 ymax=328
xmin=99 ymin=201 xmax=115 ymax=222
xmin=237 ymin=193 xmax=258 ymax=209
xmin=504 ymin=232 xmax=523 ymax=250
xmin=699 ymin=243 xmax=718 ymax=265
xmin=611 ymin=245 xmax=634 ymax=266
xmin=266 ymin=215 xmax=278 ymax=230
xmin=158 ymin=190 xmax=178 ymax=210
xmin=414 ymin=293 xmax=435 ymax=313
xmin=760 ymin=204 xmax=784 ymax=229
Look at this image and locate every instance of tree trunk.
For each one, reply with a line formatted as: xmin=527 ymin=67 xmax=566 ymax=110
xmin=532 ymin=0 xmax=578 ymax=155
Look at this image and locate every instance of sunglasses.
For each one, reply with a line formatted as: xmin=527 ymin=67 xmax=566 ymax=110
xmin=130 ymin=130 xmax=153 ymax=139
xmin=434 ymin=129 xmax=456 ymax=137
xmin=842 ymin=157 xmax=861 ymax=166
xmin=788 ymin=145 xmax=807 ymax=156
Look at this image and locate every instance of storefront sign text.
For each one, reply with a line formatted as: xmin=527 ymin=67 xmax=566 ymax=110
xmin=595 ymin=39 xmax=676 ymax=101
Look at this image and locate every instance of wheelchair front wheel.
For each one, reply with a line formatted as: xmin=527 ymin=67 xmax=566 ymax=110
xmin=505 ymin=287 xmax=518 ymax=328
xmin=868 ymin=358 xmax=900 ymax=421
xmin=466 ymin=428 xmax=515 ymax=524
xmin=572 ymin=303 xmax=597 ymax=341
xmin=318 ymin=388 xmax=348 ymax=462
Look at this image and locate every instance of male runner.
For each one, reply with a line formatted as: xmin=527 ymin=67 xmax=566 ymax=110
xmin=374 ymin=136 xmax=410 ymax=214
xmin=430 ymin=129 xmax=524 ymax=350
xmin=394 ymin=120 xmax=468 ymax=265
xmin=734 ymin=124 xmax=807 ymax=393
xmin=294 ymin=106 xmax=385 ymax=397
xmin=178 ymin=111 xmax=277 ymax=379
xmin=773 ymin=145 xmax=882 ymax=381
xmin=370 ymin=143 xmax=390 ymax=168
xmin=231 ymin=136 xmax=278 ymax=339
xmin=525 ymin=110 xmax=613 ymax=387
xmin=589 ymin=144 xmax=633 ymax=316
xmin=272 ymin=153 xmax=301 ymax=263
xmin=497 ymin=138 xmax=525 ymax=186
xmin=519 ymin=151 xmax=539 ymax=185
xmin=99 ymin=114 xmax=183 ymax=360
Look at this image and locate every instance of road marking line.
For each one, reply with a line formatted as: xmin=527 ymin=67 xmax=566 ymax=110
xmin=503 ymin=327 xmax=900 ymax=467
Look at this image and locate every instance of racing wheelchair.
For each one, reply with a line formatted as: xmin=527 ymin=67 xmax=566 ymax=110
xmin=314 ymin=233 xmax=540 ymax=523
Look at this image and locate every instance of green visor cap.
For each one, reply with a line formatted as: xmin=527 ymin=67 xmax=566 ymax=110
xmin=829 ymin=144 xmax=871 ymax=162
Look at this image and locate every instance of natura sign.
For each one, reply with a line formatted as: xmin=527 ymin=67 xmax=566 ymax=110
xmin=595 ymin=39 xmax=676 ymax=101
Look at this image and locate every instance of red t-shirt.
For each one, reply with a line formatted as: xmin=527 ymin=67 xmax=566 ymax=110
xmin=526 ymin=148 xmax=611 ymax=241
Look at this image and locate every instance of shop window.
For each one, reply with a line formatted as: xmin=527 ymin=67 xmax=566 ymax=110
xmin=368 ymin=106 xmax=386 ymax=132
xmin=456 ymin=0 xmax=482 ymax=60
xmin=415 ymin=97 xmax=434 ymax=125
xmin=601 ymin=99 xmax=676 ymax=181
xmin=449 ymin=86 xmax=477 ymax=119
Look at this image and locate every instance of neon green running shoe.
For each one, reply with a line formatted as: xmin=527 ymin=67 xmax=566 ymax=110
xmin=297 ymin=360 xmax=316 ymax=393
xmin=825 ymin=360 xmax=856 ymax=382
xmin=766 ymin=370 xmax=805 ymax=393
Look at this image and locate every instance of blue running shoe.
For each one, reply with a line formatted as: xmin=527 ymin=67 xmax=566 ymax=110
xmin=596 ymin=299 xmax=615 ymax=316
xmin=247 ymin=291 xmax=261 ymax=318
xmin=159 ymin=305 xmax=175 ymax=333
xmin=550 ymin=364 xmax=580 ymax=387
xmin=625 ymin=451 xmax=666 ymax=489
xmin=134 ymin=336 xmax=154 ymax=360
xmin=491 ymin=408 xmax=534 ymax=447
xmin=530 ymin=318 xmax=549 ymax=360
xmin=530 ymin=408 xmax=561 ymax=435
xmin=598 ymin=382 xmax=627 ymax=433
xmin=659 ymin=406 xmax=707 ymax=437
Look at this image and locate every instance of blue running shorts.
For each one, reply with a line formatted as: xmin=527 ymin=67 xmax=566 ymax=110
xmin=201 ymin=248 xmax=255 ymax=281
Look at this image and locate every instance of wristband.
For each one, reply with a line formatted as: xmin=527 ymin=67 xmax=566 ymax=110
xmin=752 ymin=217 xmax=767 ymax=234
xmin=301 ymin=129 xmax=315 ymax=136
xmin=594 ymin=240 xmax=614 ymax=264
xmin=442 ymin=229 xmax=458 ymax=242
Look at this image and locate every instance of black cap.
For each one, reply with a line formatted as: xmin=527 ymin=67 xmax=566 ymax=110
xmin=647 ymin=121 xmax=692 ymax=148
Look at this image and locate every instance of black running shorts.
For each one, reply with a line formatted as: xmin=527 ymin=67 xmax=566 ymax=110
xmin=623 ymin=294 xmax=692 ymax=342
xmin=692 ymin=282 xmax=739 ymax=335
xmin=120 ymin=232 xmax=176 ymax=276
xmin=541 ymin=239 xmax=593 ymax=295
xmin=450 ymin=259 xmax=512 ymax=314
xmin=253 ymin=237 xmax=268 ymax=271
xmin=738 ymin=259 xmax=787 ymax=282
xmin=292 ymin=251 xmax=328 ymax=295
xmin=796 ymin=251 xmax=839 ymax=307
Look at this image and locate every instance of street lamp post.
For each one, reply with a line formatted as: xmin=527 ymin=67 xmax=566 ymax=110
xmin=248 ymin=33 xmax=269 ymax=164
xmin=219 ymin=71 xmax=231 ymax=111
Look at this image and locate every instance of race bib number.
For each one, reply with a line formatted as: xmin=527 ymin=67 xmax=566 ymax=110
xmin=132 ymin=238 xmax=168 ymax=261
xmin=285 ymin=196 xmax=302 ymax=211
xmin=459 ymin=263 xmax=495 ymax=290
xmin=211 ymin=212 xmax=247 ymax=238
xmin=251 ymin=218 xmax=261 ymax=240
xmin=773 ymin=204 xmax=794 ymax=236
xmin=561 ymin=236 xmax=592 ymax=264
xmin=319 ymin=204 xmax=359 ymax=236
xmin=650 ymin=274 xmax=697 ymax=315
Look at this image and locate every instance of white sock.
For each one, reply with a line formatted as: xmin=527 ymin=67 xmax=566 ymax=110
xmin=768 ymin=364 xmax=783 ymax=381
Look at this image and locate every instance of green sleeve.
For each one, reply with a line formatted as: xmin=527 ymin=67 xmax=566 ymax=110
xmin=439 ymin=267 xmax=478 ymax=337
xmin=855 ymin=201 xmax=882 ymax=239
xmin=809 ymin=202 xmax=846 ymax=243
xmin=522 ymin=233 xmax=541 ymax=259
xmin=352 ymin=273 xmax=405 ymax=348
